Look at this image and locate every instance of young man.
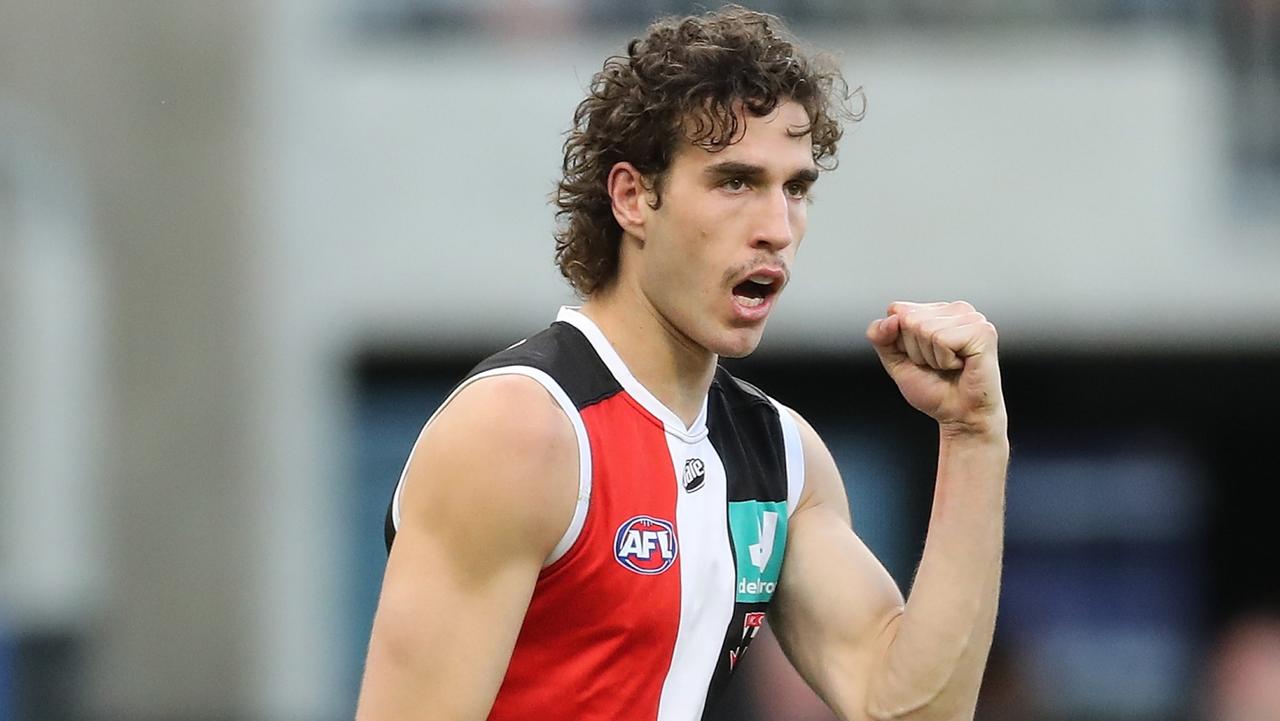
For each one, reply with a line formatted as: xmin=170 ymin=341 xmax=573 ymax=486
xmin=357 ymin=7 xmax=1007 ymax=721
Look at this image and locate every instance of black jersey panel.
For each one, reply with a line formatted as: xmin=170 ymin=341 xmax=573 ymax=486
xmin=468 ymin=321 xmax=621 ymax=411
xmin=384 ymin=500 xmax=397 ymax=555
xmin=706 ymin=367 xmax=788 ymax=504
xmin=700 ymin=366 xmax=791 ymax=716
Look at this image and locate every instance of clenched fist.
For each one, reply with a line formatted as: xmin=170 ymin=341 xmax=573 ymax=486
xmin=866 ymin=301 xmax=1006 ymax=437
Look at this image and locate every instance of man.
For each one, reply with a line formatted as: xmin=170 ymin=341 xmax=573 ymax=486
xmin=356 ymin=6 xmax=1007 ymax=721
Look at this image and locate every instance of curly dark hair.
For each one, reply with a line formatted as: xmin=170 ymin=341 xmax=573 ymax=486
xmin=553 ymin=5 xmax=857 ymax=297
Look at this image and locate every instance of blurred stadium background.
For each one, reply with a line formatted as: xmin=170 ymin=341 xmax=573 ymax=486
xmin=2 ymin=0 xmax=1279 ymax=720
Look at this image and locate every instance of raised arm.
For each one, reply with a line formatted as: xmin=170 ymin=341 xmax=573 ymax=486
xmin=770 ymin=301 xmax=1008 ymax=721
xmin=355 ymin=375 xmax=580 ymax=721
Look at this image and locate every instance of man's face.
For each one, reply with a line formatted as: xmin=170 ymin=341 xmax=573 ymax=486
xmin=636 ymin=99 xmax=818 ymax=358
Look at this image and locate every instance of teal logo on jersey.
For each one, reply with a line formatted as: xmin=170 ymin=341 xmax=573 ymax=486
xmin=728 ymin=501 xmax=787 ymax=602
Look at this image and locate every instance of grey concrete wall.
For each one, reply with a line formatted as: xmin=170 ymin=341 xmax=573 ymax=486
xmin=1 ymin=2 xmax=256 ymax=718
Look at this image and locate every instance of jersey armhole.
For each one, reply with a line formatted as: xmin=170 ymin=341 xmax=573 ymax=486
xmin=768 ymin=397 xmax=806 ymax=518
xmin=390 ymin=365 xmax=593 ymax=567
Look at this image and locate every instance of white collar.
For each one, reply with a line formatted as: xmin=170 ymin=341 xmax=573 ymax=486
xmin=556 ymin=306 xmax=709 ymax=442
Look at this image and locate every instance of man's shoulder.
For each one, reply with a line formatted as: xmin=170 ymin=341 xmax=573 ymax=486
xmin=398 ymin=372 xmax=579 ymax=543
xmin=435 ymin=373 xmax=575 ymax=453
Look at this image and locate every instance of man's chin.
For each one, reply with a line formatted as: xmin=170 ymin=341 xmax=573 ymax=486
xmin=711 ymin=326 xmax=767 ymax=359
xmin=718 ymin=346 xmax=756 ymax=360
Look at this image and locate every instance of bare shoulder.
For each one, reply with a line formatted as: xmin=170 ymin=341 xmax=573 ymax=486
xmin=422 ymin=373 xmax=578 ymax=473
xmin=361 ymin=374 xmax=580 ymax=718
xmin=780 ymin=405 xmax=851 ymax=525
xmin=397 ymin=373 xmax=580 ymax=562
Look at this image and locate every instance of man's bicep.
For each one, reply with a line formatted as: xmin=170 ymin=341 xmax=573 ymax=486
xmin=361 ymin=514 xmax=544 ymax=720
xmin=770 ymin=409 xmax=905 ymax=721
xmin=356 ymin=376 xmax=579 ymax=720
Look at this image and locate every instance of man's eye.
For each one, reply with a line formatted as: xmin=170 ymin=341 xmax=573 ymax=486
xmin=786 ymin=182 xmax=809 ymax=198
xmin=722 ymin=178 xmax=747 ymax=191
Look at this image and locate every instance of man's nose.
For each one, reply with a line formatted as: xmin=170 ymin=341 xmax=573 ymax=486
xmin=751 ymin=187 xmax=794 ymax=252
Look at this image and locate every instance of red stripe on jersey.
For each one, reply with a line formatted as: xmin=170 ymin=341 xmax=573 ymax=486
xmin=487 ymin=392 xmax=681 ymax=721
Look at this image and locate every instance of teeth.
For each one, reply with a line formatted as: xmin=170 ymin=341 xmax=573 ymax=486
xmin=748 ymin=274 xmax=774 ymax=285
xmin=735 ymin=295 xmax=764 ymax=308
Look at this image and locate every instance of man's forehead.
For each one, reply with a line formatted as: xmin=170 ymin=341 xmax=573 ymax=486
xmin=753 ymin=100 xmax=813 ymax=131
xmin=680 ymin=100 xmax=810 ymax=139
xmin=678 ymin=131 xmax=815 ymax=174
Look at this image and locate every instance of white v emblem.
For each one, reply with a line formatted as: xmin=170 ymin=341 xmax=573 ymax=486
xmin=748 ymin=511 xmax=778 ymax=572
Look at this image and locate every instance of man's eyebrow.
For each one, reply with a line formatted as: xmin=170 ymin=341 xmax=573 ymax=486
xmin=703 ymin=161 xmax=821 ymax=183
xmin=703 ymin=161 xmax=766 ymax=179
xmin=792 ymin=167 xmax=820 ymax=184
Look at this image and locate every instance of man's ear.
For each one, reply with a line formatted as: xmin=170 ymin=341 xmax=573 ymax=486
xmin=607 ymin=162 xmax=654 ymax=242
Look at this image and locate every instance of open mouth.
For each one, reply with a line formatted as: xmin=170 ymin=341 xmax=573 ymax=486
xmin=731 ymin=274 xmax=781 ymax=308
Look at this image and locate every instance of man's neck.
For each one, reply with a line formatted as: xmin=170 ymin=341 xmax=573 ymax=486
xmin=579 ymin=283 xmax=717 ymax=429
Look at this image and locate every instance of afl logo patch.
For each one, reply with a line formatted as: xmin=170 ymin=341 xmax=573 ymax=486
xmin=614 ymin=516 xmax=678 ymax=575
xmin=682 ymin=458 xmax=706 ymax=493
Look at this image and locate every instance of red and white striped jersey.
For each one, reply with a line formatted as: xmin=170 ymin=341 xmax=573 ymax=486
xmin=386 ymin=307 xmax=805 ymax=721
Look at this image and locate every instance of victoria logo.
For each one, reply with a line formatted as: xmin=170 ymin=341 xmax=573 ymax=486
xmin=614 ymin=516 xmax=678 ymax=575
xmin=682 ymin=458 xmax=706 ymax=493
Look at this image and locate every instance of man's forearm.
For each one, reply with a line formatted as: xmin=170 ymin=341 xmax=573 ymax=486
xmin=866 ymin=426 xmax=1009 ymax=721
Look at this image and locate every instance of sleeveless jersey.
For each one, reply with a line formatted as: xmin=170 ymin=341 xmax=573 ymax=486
xmin=385 ymin=306 xmax=806 ymax=721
